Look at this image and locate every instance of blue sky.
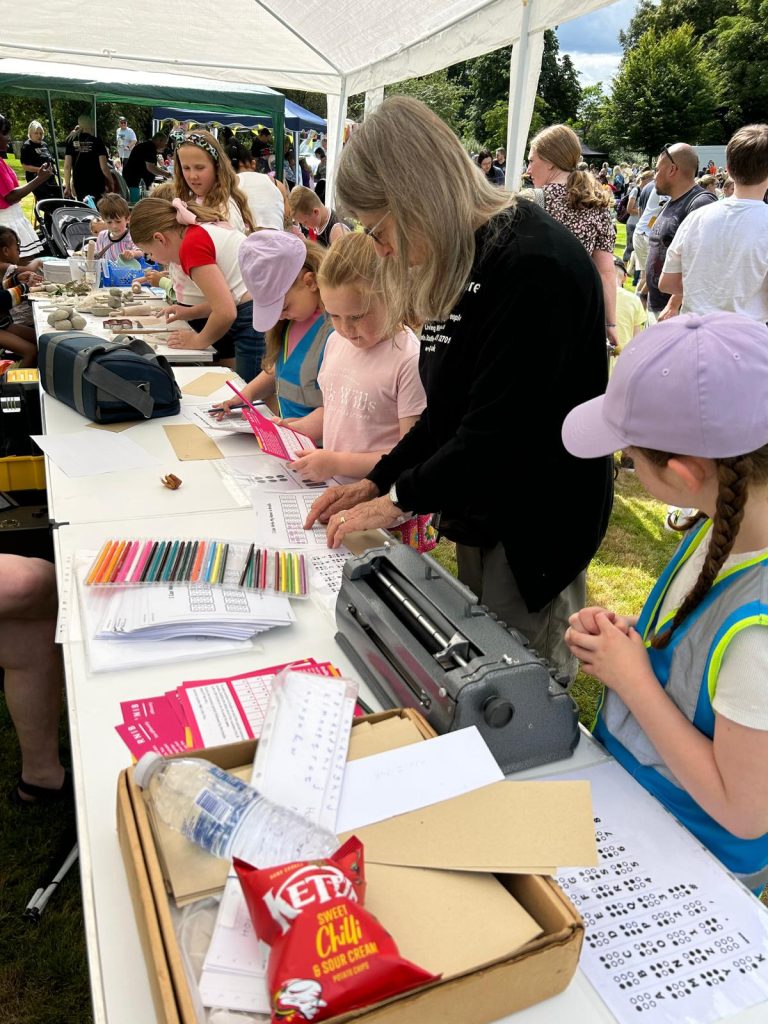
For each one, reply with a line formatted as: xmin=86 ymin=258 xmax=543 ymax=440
xmin=556 ymin=0 xmax=637 ymax=87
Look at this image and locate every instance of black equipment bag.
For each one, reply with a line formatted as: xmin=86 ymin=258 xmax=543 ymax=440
xmin=38 ymin=332 xmax=181 ymax=423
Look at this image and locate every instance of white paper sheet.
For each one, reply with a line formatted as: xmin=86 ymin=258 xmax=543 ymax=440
xmin=335 ymin=726 xmax=504 ymax=833
xmin=553 ymin=760 xmax=768 ymax=1024
xmin=250 ymin=490 xmax=330 ymax=548
xmin=32 ymin=430 xmax=161 ymax=477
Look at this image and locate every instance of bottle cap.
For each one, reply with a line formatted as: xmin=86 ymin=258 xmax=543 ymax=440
xmin=133 ymin=751 xmax=165 ymax=789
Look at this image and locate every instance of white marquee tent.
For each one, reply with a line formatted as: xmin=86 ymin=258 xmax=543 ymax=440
xmin=0 ymin=0 xmax=616 ymax=193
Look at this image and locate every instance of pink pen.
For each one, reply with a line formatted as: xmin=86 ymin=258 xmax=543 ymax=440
xmin=116 ymin=540 xmax=141 ymax=583
xmin=130 ymin=540 xmax=154 ymax=583
xmin=225 ymin=380 xmax=265 ymax=416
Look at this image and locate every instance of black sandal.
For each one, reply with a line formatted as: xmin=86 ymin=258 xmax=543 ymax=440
xmin=9 ymin=771 xmax=73 ymax=809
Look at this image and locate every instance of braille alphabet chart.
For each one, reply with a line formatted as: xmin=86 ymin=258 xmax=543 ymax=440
xmin=553 ymin=760 xmax=768 ymax=1024
xmin=250 ymin=490 xmax=329 ymax=548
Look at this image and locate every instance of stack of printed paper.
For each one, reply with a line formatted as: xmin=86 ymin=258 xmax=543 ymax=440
xmin=92 ymin=582 xmax=294 ymax=641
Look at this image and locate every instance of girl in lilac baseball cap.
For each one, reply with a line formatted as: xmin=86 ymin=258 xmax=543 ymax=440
xmin=562 ymin=311 xmax=768 ymax=893
xmin=213 ymin=232 xmax=331 ymax=421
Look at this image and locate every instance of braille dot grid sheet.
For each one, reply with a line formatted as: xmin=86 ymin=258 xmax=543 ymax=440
xmin=550 ymin=760 xmax=768 ymax=1024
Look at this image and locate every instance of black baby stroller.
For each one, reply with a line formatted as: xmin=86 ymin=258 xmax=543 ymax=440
xmin=35 ymin=198 xmax=99 ymax=257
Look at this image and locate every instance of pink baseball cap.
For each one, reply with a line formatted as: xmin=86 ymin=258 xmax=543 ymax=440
xmin=238 ymin=230 xmax=307 ymax=331
xmin=562 ymin=312 xmax=768 ymax=459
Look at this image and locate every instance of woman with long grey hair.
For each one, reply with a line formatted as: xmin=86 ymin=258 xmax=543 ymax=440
xmin=306 ymin=96 xmax=613 ymax=683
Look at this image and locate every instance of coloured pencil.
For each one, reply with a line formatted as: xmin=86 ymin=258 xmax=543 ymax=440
xmin=299 ymin=553 xmax=307 ymax=595
xmin=168 ymin=541 xmax=186 ymax=582
xmin=93 ymin=540 xmax=119 ymax=584
xmin=130 ymin=540 xmax=154 ymax=583
xmin=99 ymin=541 xmax=125 ymax=584
xmin=180 ymin=540 xmax=197 ymax=582
xmin=239 ymin=544 xmax=254 ymax=588
xmin=274 ymin=550 xmax=279 ymax=591
xmin=251 ymin=548 xmax=260 ymax=589
xmin=114 ymin=540 xmax=138 ymax=583
xmin=190 ymin=540 xmax=206 ymax=582
xmin=210 ymin=542 xmax=224 ymax=584
xmin=86 ymin=540 xmax=113 ymax=585
xmin=203 ymin=541 xmax=217 ymax=583
xmin=140 ymin=541 xmax=160 ymax=582
xmin=262 ymin=548 xmax=268 ymax=590
xmin=158 ymin=540 xmax=178 ymax=583
xmin=153 ymin=541 xmax=173 ymax=582
xmin=147 ymin=540 xmax=168 ymax=583
xmin=218 ymin=543 xmax=230 ymax=584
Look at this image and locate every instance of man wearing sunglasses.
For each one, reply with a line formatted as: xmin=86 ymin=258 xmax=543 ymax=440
xmin=645 ymin=141 xmax=716 ymax=322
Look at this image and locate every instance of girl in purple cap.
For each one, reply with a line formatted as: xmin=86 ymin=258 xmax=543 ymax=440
xmin=563 ymin=311 xmax=768 ymax=894
xmin=216 ymin=232 xmax=331 ymax=421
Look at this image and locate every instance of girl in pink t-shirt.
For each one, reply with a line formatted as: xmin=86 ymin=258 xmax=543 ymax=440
xmin=285 ymin=233 xmax=435 ymax=551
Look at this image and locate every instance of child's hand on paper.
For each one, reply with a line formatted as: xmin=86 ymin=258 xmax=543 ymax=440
xmin=565 ymin=612 xmax=654 ymax=698
xmin=291 ymin=449 xmax=337 ymax=483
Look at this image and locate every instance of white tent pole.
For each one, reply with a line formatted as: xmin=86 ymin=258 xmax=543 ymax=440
xmin=505 ymin=0 xmax=534 ymax=191
xmin=45 ymin=90 xmax=61 ymax=189
xmin=325 ymin=77 xmax=349 ymax=207
xmin=363 ymin=88 xmax=384 ymax=119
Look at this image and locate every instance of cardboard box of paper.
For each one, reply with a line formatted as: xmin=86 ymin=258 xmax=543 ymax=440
xmin=117 ymin=709 xmax=593 ymax=1024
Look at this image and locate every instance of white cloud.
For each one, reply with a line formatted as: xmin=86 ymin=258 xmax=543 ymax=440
xmin=564 ymin=51 xmax=623 ymax=88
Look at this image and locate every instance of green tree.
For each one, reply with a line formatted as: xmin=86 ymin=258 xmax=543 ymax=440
xmin=703 ymin=0 xmax=768 ymax=131
xmin=620 ymin=0 xmax=737 ymax=51
xmin=385 ymin=69 xmax=468 ymax=133
xmin=538 ymin=33 xmax=582 ymax=123
xmin=571 ymin=83 xmax=614 ymax=151
xmin=448 ymin=46 xmax=511 ymax=143
xmin=605 ymin=25 xmax=718 ymax=159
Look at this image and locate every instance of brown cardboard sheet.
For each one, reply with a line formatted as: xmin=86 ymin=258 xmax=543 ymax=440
xmin=181 ymin=371 xmax=236 ymax=397
xmin=163 ymin=424 xmax=223 ymax=461
xmin=341 ymin=780 xmax=597 ymax=872
xmin=364 ymin=863 xmax=542 ymax=978
xmin=86 ymin=420 xmax=136 ymax=432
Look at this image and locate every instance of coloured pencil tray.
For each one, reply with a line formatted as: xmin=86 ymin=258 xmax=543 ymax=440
xmin=84 ymin=538 xmax=311 ymax=597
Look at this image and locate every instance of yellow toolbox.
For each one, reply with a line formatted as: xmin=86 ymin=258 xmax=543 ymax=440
xmin=0 ymin=455 xmax=46 ymax=491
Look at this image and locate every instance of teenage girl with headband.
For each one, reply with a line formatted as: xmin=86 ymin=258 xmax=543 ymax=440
xmin=130 ymin=196 xmax=263 ymax=377
xmin=563 ymin=311 xmax=768 ymax=894
xmin=215 ymin=231 xmax=331 ymax=420
xmin=172 ymin=129 xmax=255 ymax=234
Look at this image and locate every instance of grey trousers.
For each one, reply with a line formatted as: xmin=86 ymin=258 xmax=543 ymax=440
xmin=456 ymin=542 xmax=586 ymax=685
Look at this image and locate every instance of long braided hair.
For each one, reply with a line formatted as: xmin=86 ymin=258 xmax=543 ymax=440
xmin=639 ymin=444 xmax=768 ymax=649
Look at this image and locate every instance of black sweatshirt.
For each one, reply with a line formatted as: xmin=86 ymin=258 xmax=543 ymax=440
xmin=368 ymin=202 xmax=613 ymax=612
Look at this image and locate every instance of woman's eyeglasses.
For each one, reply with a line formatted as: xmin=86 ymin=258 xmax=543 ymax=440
xmin=363 ymin=210 xmax=390 ymax=246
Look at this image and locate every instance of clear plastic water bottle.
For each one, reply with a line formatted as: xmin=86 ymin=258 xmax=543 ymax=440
xmin=134 ymin=753 xmax=338 ymax=866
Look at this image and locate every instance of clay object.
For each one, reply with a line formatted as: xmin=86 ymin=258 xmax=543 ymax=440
xmin=45 ymin=284 xmax=59 ymax=294
xmin=49 ymin=307 xmax=73 ymax=325
xmin=109 ymin=288 xmax=123 ymax=298
xmin=70 ymin=314 xmax=87 ymax=331
xmin=161 ymin=473 xmax=183 ymax=490
xmin=89 ymin=305 xmax=112 ymax=317
xmin=122 ymin=303 xmax=156 ymax=317
xmin=107 ymin=296 xmax=123 ymax=309
xmin=131 ymin=281 xmax=143 ymax=295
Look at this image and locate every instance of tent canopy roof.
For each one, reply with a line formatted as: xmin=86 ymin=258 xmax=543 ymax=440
xmin=0 ymin=58 xmax=284 ymax=120
xmin=153 ymin=100 xmax=325 ymax=133
xmin=0 ymin=0 xmax=616 ymax=97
